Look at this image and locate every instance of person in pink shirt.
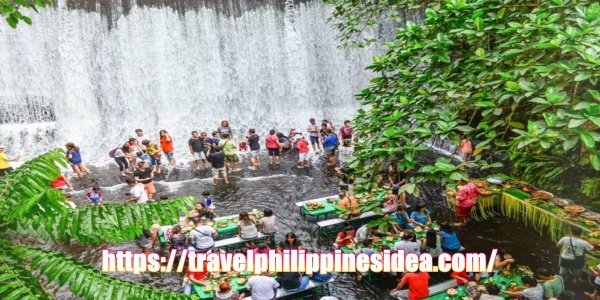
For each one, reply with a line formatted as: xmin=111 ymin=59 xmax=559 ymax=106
xmin=454 ymin=179 xmax=480 ymax=226
xmin=458 ymin=136 xmax=473 ymax=161
xmin=294 ymin=131 xmax=310 ymax=168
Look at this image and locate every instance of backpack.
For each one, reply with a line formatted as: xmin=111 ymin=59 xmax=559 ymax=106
xmin=108 ymin=147 xmax=118 ymax=158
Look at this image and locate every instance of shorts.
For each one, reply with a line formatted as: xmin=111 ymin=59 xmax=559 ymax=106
xmin=144 ymin=182 xmax=156 ymax=194
xmin=0 ymin=167 xmax=14 ymax=176
xmin=150 ymin=155 xmax=161 ymax=166
xmin=595 ymin=283 xmax=600 ymax=294
xmin=164 ymin=152 xmax=175 ymax=160
xmin=90 ymin=198 xmax=101 ymax=204
xmin=310 ymin=136 xmax=320 ymax=145
xmin=212 ymin=167 xmax=226 ymax=179
xmin=298 ymin=152 xmax=309 ymax=162
xmin=69 ymin=162 xmax=82 ymax=167
xmin=225 ymin=154 xmax=239 ymax=163
xmin=250 ymin=150 xmax=260 ymax=157
xmin=192 ymin=152 xmax=206 ymax=160
xmin=324 ymin=147 xmax=335 ymax=157
xmin=267 ymin=148 xmax=280 ymax=156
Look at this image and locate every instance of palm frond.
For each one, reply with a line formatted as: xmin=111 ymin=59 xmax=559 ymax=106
xmin=0 ymin=148 xmax=68 ymax=222
xmin=14 ymin=196 xmax=196 ymax=244
xmin=3 ymin=242 xmax=198 ymax=300
xmin=0 ymin=246 xmax=50 ymax=300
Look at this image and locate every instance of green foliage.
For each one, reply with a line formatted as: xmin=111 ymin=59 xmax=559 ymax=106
xmin=336 ymin=0 xmax=600 ymax=196
xmin=581 ymin=177 xmax=600 ymax=199
xmin=0 ymin=0 xmax=52 ymax=28
xmin=0 ymin=148 xmax=69 ymax=222
xmin=0 ymin=248 xmax=49 ymax=300
xmin=3 ymin=242 xmax=198 ymax=300
xmin=14 ymin=196 xmax=196 ymax=244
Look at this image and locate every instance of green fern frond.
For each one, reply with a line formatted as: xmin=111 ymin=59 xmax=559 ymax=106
xmin=3 ymin=242 xmax=198 ymax=300
xmin=15 ymin=196 xmax=196 ymax=244
xmin=0 ymin=148 xmax=68 ymax=222
xmin=582 ymin=177 xmax=600 ymax=199
xmin=0 ymin=246 xmax=50 ymax=300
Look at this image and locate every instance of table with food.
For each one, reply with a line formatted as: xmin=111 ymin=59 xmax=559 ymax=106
xmin=425 ymin=270 xmax=526 ymax=300
xmin=340 ymin=223 xmax=440 ymax=253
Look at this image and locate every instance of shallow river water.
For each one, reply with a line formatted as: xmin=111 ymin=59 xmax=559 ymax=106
xmin=23 ymin=150 xmax=566 ymax=299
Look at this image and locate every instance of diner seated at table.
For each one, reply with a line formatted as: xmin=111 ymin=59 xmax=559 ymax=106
xmin=238 ymin=212 xmax=259 ymax=240
xmin=438 ymin=222 xmax=462 ymax=254
xmin=394 ymin=230 xmax=421 ymax=255
xmin=421 ymin=229 xmax=442 ymax=260
xmin=189 ymin=203 xmax=218 ymax=221
xmin=339 ymin=192 xmax=359 ymax=216
xmin=479 ymin=284 xmax=503 ymax=300
xmin=410 ymin=202 xmax=431 ymax=225
xmin=535 ymin=268 xmax=564 ymax=300
xmin=279 ymin=272 xmax=310 ymax=292
xmin=492 ymin=249 xmax=515 ymax=274
xmin=214 ymin=281 xmax=245 ymax=300
xmin=451 ymin=270 xmax=481 ymax=285
xmin=277 ymin=232 xmax=303 ymax=253
xmin=382 ymin=193 xmax=399 ymax=214
xmin=354 ymin=224 xmax=380 ymax=243
xmin=502 ymin=276 xmax=544 ymax=300
xmin=182 ymin=262 xmax=210 ymax=295
xmin=391 ymin=206 xmax=414 ymax=232
xmin=355 ymin=239 xmax=377 ymax=280
xmin=389 ymin=270 xmax=430 ymax=300
xmin=246 ymin=271 xmax=280 ymax=300
xmin=255 ymin=243 xmax=271 ymax=254
xmin=188 ymin=217 xmax=218 ymax=252
xmin=334 ymin=226 xmax=355 ymax=248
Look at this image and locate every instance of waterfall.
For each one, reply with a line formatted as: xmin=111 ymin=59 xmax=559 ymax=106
xmin=0 ymin=0 xmax=380 ymax=163
xmin=425 ymin=136 xmax=463 ymax=161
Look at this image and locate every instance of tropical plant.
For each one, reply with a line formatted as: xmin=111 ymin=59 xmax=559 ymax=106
xmin=0 ymin=149 xmax=198 ymax=299
xmin=330 ymin=0 xmax=600 ymax=200
xmin=0 ymin=0 xmax=52 ymax=28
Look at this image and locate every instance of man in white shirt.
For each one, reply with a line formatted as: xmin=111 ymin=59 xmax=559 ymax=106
xmin=246 ymin=271 xmax=280 ymax=300
xmin=125 ymin=178 xmax=148 ymax=204
xmin=556 ymin=227 xmax=593 ymax=278
xmin=135 ymin=129 xmax=147 ymax=152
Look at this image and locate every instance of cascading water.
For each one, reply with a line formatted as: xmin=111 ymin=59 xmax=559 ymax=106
xmin=425 ymin=136 xmax=463 ymax=161
xmin=0 ymin=0 xmax=380 ymax=163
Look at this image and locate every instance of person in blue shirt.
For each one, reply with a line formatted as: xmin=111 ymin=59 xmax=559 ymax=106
xmin=438 ymin=222 xmax=462 ymax=254
xmin=323 ymin=129 xmax=339 ymax=166
xmin=410 ymin=203 xmax=431 ymax=225
xmin=391 ymin=206 xmax=414 ymax=232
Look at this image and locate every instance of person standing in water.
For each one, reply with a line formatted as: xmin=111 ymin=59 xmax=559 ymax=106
xmin=217 ymin=120 xmax=232 ymax=138
xmin=188 ymin=131 xmax=206 ymax=170
xmin=159 ymin=130 xmax=175 ymax=168
xmin=457 ymin=136 xmax=473 ymax=162
xmin=218 ymin=133 xmax=239 ymax=172
xmin=265 ymin=129 xmax=282 ymax=166
xmin=134 ymin=129 xmax=147 ymax=152
xmin=199 ymin=132 xmax=212 ymax=169
xmin=0 ymin=145 xmax=19 ymax=177
xmin=142 ymin=140 xmax=162 ymax=174
xmin=65 ymin=142 xmax=89 ymax=178
xmin=206 ymin=145 xmax=228 ymax=186
xmin=307 ymin=118 xmax=321 ymax=153
xmin=339 ymin=120 xmax=353 ymax=143
xmin=246 ymin=128 xmax=261 ymax=170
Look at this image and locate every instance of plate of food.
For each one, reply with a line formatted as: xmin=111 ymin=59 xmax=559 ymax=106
xmin=564 ymin=205 xmax=586 ymax=214
xmin=386 ymin=236 xmax=395 ymax=242
xmin=581 ymin=211 xmax=600 ymax=222
xmin=531 ymin=191 xmax=553 ymax=200
xmin=520 ymin=184 xmax=536 ymax=193
xmin=217 ymin=221 xmax=229 ymax=228
xmin=236 ymin=278 xmax=246 ymax=285
xmin=203 ymin=286 xmax=213 ymax=292
xmin=446 ymin=189 xmax=456 ymax=197
xmin=414 ymin=226 xmax=423 ymax=233
xmin=447 ymin=288 xmax=458 ymax=296
xmin=479 ymin=188 xmax=493 ymax=196
xmin=549 ymin=198 xmax=571 ymax=207
xmin=471 ymin=180 xmax=488 ymax=188
xmin=487 ymin=177 xmax=504 ymax=185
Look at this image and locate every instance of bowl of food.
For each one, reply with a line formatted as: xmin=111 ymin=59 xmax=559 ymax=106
xmin=217 ymin=221 xmax=228 ymax=228
xmin=447 ymin=288 xmax=458 ymax=296
xmin=531 ymin=191 xmax=553 ymax=200
xmin=479 ymin=189 xmax=493 ymax=196
xmin=521 ymin=184 xmax=536 ymax=193
xmin=414 ymin=226 xmax=423 ymax=233
xmin=487 ymin=177 xmax=504 ymax=185
xmin=386 ymin=236 xmax=394 ymax=242
xmin=327 ymin=197 xmax=338 ymax=203
xmin=237 ymin=278 xmax=246 ymax=285
xmin=203 ymin=286 xmax=213 ymax=292
xmin=471 ymin=180 xmax=488 ymax=188
xmin=564 ymin=205 xmax=586 ymax=214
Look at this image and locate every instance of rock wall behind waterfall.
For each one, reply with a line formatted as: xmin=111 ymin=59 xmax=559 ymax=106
xmin=0 ymin=0 xmax=380 ymax=163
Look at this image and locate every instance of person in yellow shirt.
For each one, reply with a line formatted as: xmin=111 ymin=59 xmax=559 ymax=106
xmin=0 ymin=145 xmax=20 ymax=177
xmin=218 ymin=134 xmax=239 ymax=172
